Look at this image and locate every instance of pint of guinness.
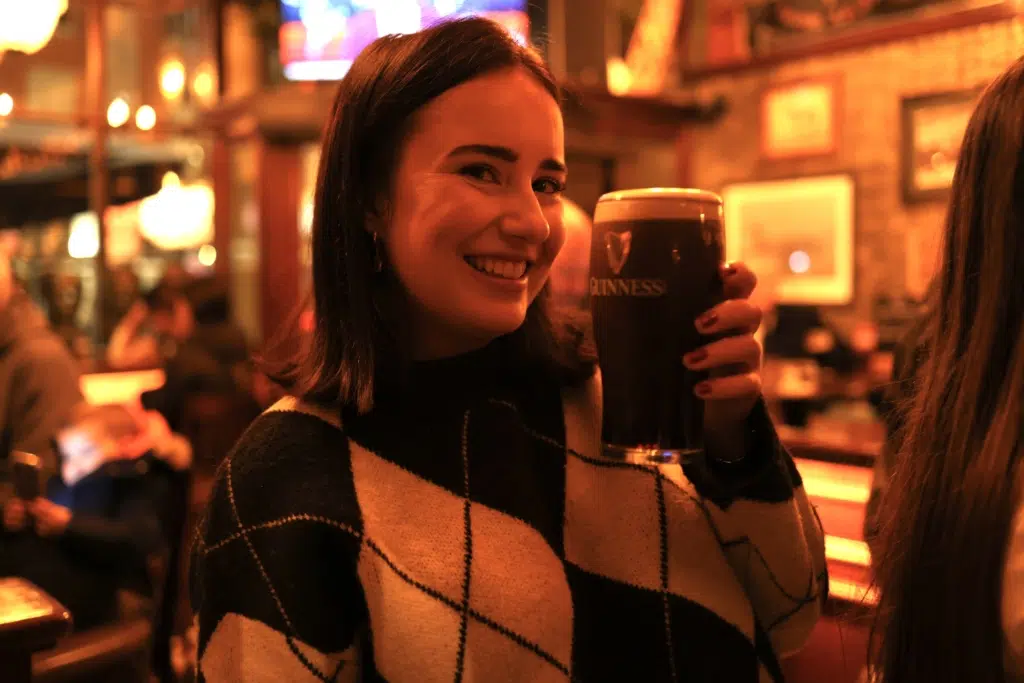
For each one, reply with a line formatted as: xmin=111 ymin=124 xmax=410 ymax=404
xmin=589 ymin=188 xmax=725 ymax=464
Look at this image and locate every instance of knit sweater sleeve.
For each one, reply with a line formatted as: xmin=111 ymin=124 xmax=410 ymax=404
xmin=687 ymin=399 xmax=828 ymax=658
xmin=189 ymin=401 xmax=368 ymax=682
xmin=563 ymin=371 xmax=826 ymax=659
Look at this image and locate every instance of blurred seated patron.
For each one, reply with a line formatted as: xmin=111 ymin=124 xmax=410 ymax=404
xmin=761 ymin=304 xmax=859 ymax=427
xmin=106 ymin=278 xmax=195 ymax=370
xmin=40 ymin=271 xmax=93 ymax=363
xmin=762 ymin=304 xmax=858 ymax=372
xmin=141 ymin=276 xmax=259 ymax=433
xmin=0 ymin=234 xmax=83 ymax=469
xmin=102 ymin=265 xmax=143 ymax=342
xmin=0 ymin=403 xmax=190 ymax=631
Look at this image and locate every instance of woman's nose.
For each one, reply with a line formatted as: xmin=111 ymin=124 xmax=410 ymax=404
xmin=499 ymin=194 xmax=551 ymax=244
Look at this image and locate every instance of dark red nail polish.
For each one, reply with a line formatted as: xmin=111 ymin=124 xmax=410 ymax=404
xmin=695 ymin=382 xmax=712 ymax=397
xmin=697 ymin=312 xmax=718 ymax=329
xmin=686 ymin=349 xmax=707 ymax=365
xmin=722 ymin=263 xmax=738 ymax=277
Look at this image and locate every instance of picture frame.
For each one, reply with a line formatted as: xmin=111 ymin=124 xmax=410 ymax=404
xmin=900 ymin=88 xmax=981 ymax=203
xmin=759 ymin=77 xmax=842 ymax=161
xmin=722 ymin=174 xmax=855 ymax=305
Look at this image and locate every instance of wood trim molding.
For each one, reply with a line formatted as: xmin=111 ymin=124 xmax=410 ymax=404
xmin=684 ymin=0 xmax=1017 ymax=80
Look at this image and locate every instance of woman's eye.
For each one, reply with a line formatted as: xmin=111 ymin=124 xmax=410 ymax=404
xmin=459 ymin=164 xmax=500 ymax=183
xmin=534 ymin=177 xmax=566 ymax=195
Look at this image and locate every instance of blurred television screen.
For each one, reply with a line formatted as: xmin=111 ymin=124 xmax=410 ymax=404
xmin=279 ymin=0 xmax=531 ymax=81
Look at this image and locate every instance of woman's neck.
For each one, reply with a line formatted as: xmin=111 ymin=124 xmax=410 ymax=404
xmin=370 ymin=332 xmax=522 ymax=412
xmin=408 ymin=314 xmax=500 ymax=362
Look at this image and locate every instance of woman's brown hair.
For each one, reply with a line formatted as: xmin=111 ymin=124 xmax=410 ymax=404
xmin=871 ymin=55 xmax=1024 ymax=683
xmin=276 ymin=17 xmax=594 ymax=413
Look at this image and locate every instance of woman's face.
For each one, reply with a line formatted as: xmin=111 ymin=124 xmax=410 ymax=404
xmin=382 ymin=67 xmax=568 ymax=359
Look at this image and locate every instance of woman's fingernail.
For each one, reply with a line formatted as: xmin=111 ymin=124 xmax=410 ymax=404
xmin=695 ymin=382 xmax=712 ymax=397
xmin=697 ymin=312 xmax=718 ymax=329
xmin=722 ymin=263 xmax=738 ymax=277
xmin=685 ymin=349 xmax=707 ymax=365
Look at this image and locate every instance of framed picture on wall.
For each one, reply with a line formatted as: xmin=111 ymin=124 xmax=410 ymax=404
xmin=759 ymin=77 xmax=841 ymax=160
xmin=722 ymin=174 xmax=855 ymax=305
xmin=901 ymin=89 xmax=981 ymax=203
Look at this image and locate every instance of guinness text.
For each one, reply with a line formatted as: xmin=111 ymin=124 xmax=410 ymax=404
xmin=590 ymin=277 xmax=668 ymax=297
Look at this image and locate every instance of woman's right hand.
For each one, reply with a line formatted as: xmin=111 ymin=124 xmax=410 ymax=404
xmin=3 ymin=498 xmax=27 ymax=532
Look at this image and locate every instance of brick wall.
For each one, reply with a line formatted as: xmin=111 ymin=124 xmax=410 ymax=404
xmin=680 ymin=18 xmax=1024 ymax=336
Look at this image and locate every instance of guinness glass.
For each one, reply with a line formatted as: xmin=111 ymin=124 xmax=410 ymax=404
xmin=589 ymin=188 xmax=725 ymax=465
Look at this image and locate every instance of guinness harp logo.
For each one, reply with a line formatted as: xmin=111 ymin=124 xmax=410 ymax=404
xmin=605 ymin=231 xmax=632 ymax=275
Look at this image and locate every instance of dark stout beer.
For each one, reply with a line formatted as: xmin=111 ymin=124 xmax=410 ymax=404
xmin=589 ymin=188 xmax=725 ymax=464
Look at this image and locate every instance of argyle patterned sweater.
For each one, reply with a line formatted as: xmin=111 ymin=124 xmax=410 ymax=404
xmin=190 ymin=347 xmax=827 ymax=682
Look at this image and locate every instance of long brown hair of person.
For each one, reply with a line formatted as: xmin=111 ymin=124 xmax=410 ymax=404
xmin=870 ymin=55 xmax=1024 ymax=683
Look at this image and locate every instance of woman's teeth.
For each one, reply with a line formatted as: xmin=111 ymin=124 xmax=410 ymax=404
xmin=465 ymin=256 xmax=528 ymax=280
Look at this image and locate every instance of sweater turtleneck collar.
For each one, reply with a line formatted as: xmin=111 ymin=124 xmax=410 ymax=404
xmin=369 ymin=332 xmax=527 ymax=412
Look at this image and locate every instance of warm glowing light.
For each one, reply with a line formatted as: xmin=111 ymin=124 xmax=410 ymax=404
xmin=193 ymin=72 xmax=213 ymax=98
xmin=0 ymin=0 xmax=68 ymax=55
xmin=161 ymin=171 xmax=180 ymax=188
xmin=135 ymin=105 xmax=156 ymax=131
xmin=107 ymin=98 xmax=130 ymax=128
xmin=104 ymin=203 xmax=142 ymax=265
xmin=606 ymin=57 xmax=633 ymax=96
xmin=0 ymin=92 xmax=12 ymax=117
xmin=80 ymin=369 xmax=166 ymax=406
xmin=300 ymin=200 xmax=314 ymax=235
xmin=68 ymin=212 xmax=100 ymax=259
xmin=829 ymin=578 xmax=878 ymax=606
xmin=139 ymin=181 xmax=214 ymax=250
xmin=802 ymin=473 xmax=871 ymax=504
xmin=795 ymin=457 xmax=872 ymax=504
xmin=197 ymin=244 xmax=217 ymax=267
xmin=159 ymin=59 xmax=186 ymax=99
xmin=788 ymin=250 xmax=811 ymax=274
xmin=191 ymin=62 xmax=217 ymax=105
xmin=825 ymin=535 xmax=871 ymax=568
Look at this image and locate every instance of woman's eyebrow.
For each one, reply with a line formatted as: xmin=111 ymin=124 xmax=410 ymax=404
xmin=446 ymin=144 xmax=567 ymax=173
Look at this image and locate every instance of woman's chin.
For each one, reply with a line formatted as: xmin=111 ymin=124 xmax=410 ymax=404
xmin=470 ymin=307 xmax=529 ymax=339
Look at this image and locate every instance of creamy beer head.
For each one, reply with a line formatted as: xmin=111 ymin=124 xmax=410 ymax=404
xmin=595 ymin=187 xmax=723 ymax=224
xmin=589 ymin=187 xmax=726 ymax=463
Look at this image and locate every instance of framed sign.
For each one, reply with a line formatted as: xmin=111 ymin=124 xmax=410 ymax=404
xmin=760 ymin=77 xmax=841 ymax=160
xmin=722 ymin=174 xmax=855 ymax=305
xmin=900 ymin=88 xmax=981 ymax=203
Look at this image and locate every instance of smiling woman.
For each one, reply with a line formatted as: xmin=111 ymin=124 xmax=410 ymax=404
xmin=384 ymin=70 xmax=570 ymax=361
xmin=279 ymin=17 xmax=590 ymax=413
xmin=190 ymin=16 xmax=826 ymax=683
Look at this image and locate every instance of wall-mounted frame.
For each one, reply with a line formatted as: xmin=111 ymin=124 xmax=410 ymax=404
xmin=900 ymin=88 xmax=981 ymax=203
xmin=722 ymin=174 xmax=855 ymax=305
xmin=759 ymin=77 xmax=842 ymax=161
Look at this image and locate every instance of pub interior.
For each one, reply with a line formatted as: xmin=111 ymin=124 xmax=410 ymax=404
xmin=0 ymin=0 xmax=1022 ymax=681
